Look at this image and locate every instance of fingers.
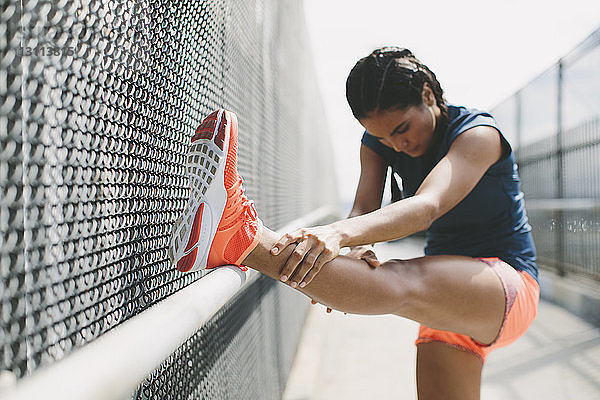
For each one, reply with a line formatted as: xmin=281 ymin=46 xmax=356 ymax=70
xmin=271 ymin=229 xmax=303 ymax=255
xmin=311 ymin=300 xmax=344 ymax=315
xmin=347 ymin=245 xmax=380 ymax=268
xmin=279 ymin=237 xmax=331 ymax=288
xmin=300 ymin=251 xmax=333 ymax=287
xmin=279 ymin=239 xmax=311 ymax=286
xmin=362 ymin=253 xmax=381 ymax=268
xmin=273 ymin=227 xmax=342 ymax=288
xmin=290 ymin=243 xmax=325 ymax=288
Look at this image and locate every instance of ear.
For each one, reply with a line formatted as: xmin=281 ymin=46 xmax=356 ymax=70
xmin=421 ymin=83 xmax=435 ymax=106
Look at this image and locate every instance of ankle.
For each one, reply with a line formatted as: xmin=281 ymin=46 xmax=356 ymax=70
xmin=242 ymin=226 xmax=290 ymax=267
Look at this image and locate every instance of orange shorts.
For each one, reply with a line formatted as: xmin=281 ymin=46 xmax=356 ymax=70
xmin=415 ymin=257 xmax=540 ymax=361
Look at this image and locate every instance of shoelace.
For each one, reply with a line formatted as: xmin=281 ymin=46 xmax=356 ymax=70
xmin=219 ymin=176 xmax=255 ymax=230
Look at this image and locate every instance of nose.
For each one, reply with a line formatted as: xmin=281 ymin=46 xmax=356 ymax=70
xmin=382 ymin=137 xmax=408 ymax=153
xmin=381 ymin=138 xmax=395 ymax=150
xmin=392 ymin=139 xmax=409 ymax=153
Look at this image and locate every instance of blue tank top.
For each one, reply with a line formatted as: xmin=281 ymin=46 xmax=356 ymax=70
xmin=361 ymin=105 xmax=538 ymax=282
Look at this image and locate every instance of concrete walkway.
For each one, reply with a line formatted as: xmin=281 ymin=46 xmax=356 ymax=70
xmin=283 ymin=238 xmax=600 ymax=400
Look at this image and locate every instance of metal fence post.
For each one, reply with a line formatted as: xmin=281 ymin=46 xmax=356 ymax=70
xmin=515 ymin=90 xmax=522 ymax=161
xmin=556 ymin=59 xmax=566 ymax=276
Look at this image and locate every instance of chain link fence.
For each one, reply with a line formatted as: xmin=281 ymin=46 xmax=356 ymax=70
xmin=492 ymin=27 xmax=600 ymax=281
xmin=0 ymin=0 xmax=338 ymax=398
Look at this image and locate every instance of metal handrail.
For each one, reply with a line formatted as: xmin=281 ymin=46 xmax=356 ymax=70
xmin=525 ymin=198 xmax=600 ymax=211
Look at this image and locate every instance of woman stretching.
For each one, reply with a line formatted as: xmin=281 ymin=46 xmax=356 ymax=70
xmin=169 ymin=47 xmax=539 ymax=399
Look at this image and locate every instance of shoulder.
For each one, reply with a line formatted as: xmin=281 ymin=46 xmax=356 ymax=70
xmin=448 ymin=125 xmax=503 ymax=166
xmin=446 ymin=105 xmax=499 ymax=136
xmin=441 ymin=105 xmax=504 ymax=151
xmin=451 ymin=125 xmax=501 ymax=149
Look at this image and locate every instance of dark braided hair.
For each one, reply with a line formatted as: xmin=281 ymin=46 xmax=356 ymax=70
xmin=346 ymin=47 xmax=448 ymax=124
xmin=347 ymin=47 xmax=449 ymax=174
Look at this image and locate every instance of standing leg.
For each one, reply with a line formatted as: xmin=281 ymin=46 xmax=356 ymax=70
xmin=416 ymin=342 xmax=483 ymax=400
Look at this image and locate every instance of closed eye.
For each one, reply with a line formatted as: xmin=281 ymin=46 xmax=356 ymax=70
xmin=392 ymin=124 xmax=409 ymax=136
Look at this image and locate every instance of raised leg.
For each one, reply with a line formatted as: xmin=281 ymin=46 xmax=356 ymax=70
xmin=243 ymin=227 xmax=506 ymax=344
xmin=169 ymin=109 xmax=505 ymax=345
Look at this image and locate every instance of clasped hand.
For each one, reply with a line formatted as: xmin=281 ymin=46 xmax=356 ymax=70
xmin=271 ymin=224 xmax=341 ymax=288
xmin=270 ymin=224 xmax=381 ymax=290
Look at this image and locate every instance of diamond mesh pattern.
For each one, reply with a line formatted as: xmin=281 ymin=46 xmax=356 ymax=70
xmin=1 ymin=0 xmax=338 ymax=396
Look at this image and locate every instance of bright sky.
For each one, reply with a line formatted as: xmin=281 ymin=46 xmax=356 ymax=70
xmin=302 ymin=0 xmax=600 ymax=207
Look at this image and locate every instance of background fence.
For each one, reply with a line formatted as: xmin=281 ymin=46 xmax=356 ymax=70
xmin=492 ymin=27 xmax=600 ymax=281
xmin=0 ymin=0 xmax=338 ymax=398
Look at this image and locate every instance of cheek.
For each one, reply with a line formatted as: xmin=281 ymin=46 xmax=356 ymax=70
xmin=414 ymin=116 xmax=434 ymax=142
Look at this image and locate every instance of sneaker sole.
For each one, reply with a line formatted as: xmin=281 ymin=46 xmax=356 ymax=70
xmin=169 ymin=110 xmax=232 ymax=272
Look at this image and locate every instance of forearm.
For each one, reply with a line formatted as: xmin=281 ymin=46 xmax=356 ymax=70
xmin=333 ymin=195 xmax=437 ymax=247
xmin=346 ymin=205 xmax=380 ymax=249
xmin=348 ymin=195 xmax=384 ymax=219
xmin=346 ymin=207 xmax=374 ymax=251
xmin=348 ymin=206 xmax=372 ymax=219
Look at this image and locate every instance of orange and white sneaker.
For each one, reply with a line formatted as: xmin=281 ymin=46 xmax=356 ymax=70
xmin=169 ymin=109 xmax=263 ymax=272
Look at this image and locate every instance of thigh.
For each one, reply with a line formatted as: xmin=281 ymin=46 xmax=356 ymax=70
xmin=390 ymin=255 xmax=506 ymax=344
xmin=417 ymin=341 xmax=482 ymax=400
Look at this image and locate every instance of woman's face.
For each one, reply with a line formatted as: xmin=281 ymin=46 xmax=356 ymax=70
xmin=358 ymin=87 xmax=441 ymax=158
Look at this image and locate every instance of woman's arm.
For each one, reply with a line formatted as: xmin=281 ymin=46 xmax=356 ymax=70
xmin=271 ymin=126 xmax=502 ymax=287
xmin=310 ymin=144 xmax=387 ymax=308
xmin=332 ymin=126 xmax=503 ymax=247
xmin=345 ymin=144 xmax=388 ymax=266
xmin=348 ymin=143 xmax=387 ymax=218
